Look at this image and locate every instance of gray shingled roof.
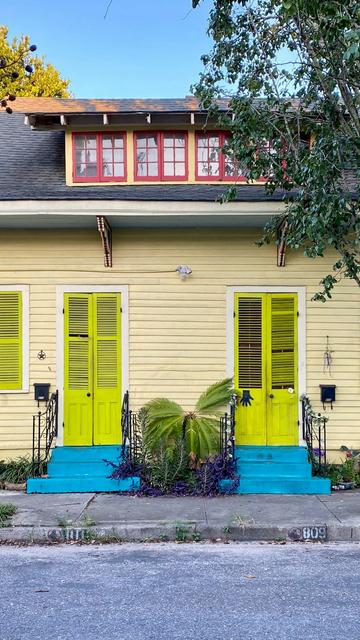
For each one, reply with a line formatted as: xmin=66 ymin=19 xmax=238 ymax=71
xmin=0 ymin=112 xmax=287 ymax=202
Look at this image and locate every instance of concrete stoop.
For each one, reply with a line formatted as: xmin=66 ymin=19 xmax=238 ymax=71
xmin=228 ymin=446 xmax=331 ymax=495
xmin=26 ymin=446 xmax=140 ymax=494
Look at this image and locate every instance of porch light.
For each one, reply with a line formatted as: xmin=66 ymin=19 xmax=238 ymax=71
xmin=176 ymin=265 xmax=192 ymax=281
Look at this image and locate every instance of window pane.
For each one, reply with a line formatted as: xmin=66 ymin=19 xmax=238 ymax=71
xmin=75 ymin=136 xmax=86 ymax=149
xmin=137 ymin=162 xmax=146 ymax=176
xmin=175 ymin=136 xmax=185 ymax=147
xmin=209 ymin=136 xmax=219 ymax=147
xmin=175 ymin=148 xmax=185 ymax=161
xmin=147 ymin=148 xmax=157 ymax=162
xmin=87 ymin=137 xmax=97 ymax=149
xmin=103 ymin=163 xmax=113 ymax=177
xmin=148 ymin=162 xmax=158 ymax=176
xmin=163 ymin=136 xmax=174 ymax=147
xmin=87 ymin=149 xmax=97 ymax=163
xmin=197 ymin=137 xmax=207 ymax=147
xmin=199 ymin=163 xmax=209 ymax=176
xmin=102 ymin=136 xmax=112 ymax=149
xmin=147 ymin=136 xmax=157 ymax=147
xmin=114 ymin=149 xmax=123 ymax=162
xmin=76 ymin=150 xmax=84 ymax=164
xmin=163 ymin=162 xmax=174 ymax=176
xmin=136 ymin=136 xmax=147 ymax=149
xmin=114 ymin=163 xmax=124 ymax=177
xmin=197 ymin=148 xmax=207 ymax=162
xmin=76 ymin=163 xmax=86 ymax=176
xmin=175 ymin=162 xmax=185 ymax=176
xmin=102 ymin=149 xmax=112 ymax=163
xmin=114 ymin=136 xmax=124 ymax=148
xmin=164 ymin=148 xmax=174 ymax=162
xmin=209 ymin=162 xmax=219 ymax=176
xmin=87 ymin=164 xmax=97 ymax=177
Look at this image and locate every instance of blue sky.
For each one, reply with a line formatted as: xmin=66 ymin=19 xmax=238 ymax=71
xmin=2 ymin=0 xmax=214 ymax=98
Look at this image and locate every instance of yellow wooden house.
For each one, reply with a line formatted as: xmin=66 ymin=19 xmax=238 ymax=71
xmin=0 ymin=96 xmax=353 ymax=493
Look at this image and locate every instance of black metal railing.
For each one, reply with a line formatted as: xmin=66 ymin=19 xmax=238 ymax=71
xmin=32 ymin=390 xmax=58 ymax=477
xmin=121 ymin=390 xmax=142 ymax=465
xmin=220 ymin=394 xmax=236 ymax=465
xmin=302 ymin=395 xmax=328 ymax=472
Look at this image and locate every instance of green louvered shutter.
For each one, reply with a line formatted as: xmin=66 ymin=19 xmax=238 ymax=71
xmin=0 ymin=292 xmax=22 ymax=390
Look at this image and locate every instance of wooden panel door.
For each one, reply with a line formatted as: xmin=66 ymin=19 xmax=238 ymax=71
xmin=64 ymin=294 xmax=93 ymax=445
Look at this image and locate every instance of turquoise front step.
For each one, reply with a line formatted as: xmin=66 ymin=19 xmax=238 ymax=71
xmin=237 ymin=476 xmax=331 ymax=494
xmin=236 ymin=446 xmax=308 ymax=462
xmin=51 ymin=445 xmax=122 ymax=463
xmin=47 ymin=460 xmax=118 ymax=477
xmin=237 ymin=461 xmax=312 ymax=478
xmin=229 ymin=446 xmax=331 ymax=495
xmin=27 ymin=445 xmax=140 ymax=494
xmin=27 ymin=475 xmax=140 ymax=494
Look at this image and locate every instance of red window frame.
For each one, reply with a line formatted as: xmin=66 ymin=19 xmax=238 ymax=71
xmin=134 ymin=132 xmax=188 ymax=182
xmin=72 ymin=132 xmax=127 ymax=183
xmin=195 ymin=131 xmax=247 ymax=182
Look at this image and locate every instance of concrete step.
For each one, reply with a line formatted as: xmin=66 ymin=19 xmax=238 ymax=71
xmin=27 ymin=475 xmax=140 ymax=494
xmin=236 ymin=461 xmax=312 ymax=478
xmin=47 ymin=460 xmax=121 ymax=478
xmin=50 ymin=446 xmax=122 ymax=463
xmin=235 ymin=446 xmax=309 ymax=463
xmin=234 ymin=476 xmax=331 ymax=495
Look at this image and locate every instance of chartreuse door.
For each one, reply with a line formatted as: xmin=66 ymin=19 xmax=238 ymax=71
xmin=64 ymin=293 xmax=122 ymax=446
xmin=234 ymin=293 xmax=298 ymax=446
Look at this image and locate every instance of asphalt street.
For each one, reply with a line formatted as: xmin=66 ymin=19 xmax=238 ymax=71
xmin=1 ymin=542 xmax=359 ymax=640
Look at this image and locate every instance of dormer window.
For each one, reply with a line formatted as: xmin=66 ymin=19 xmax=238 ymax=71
xmin=72 ymin=132 xmax=127 ymax=182
xmin=195 ymin=132 xmax=245 ymax=181
xmin=134 ymin=132 xmax=188 ymax=181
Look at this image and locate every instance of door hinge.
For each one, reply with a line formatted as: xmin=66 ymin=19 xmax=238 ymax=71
xmin=62 ymin=421 xmax=64 ymax=427
xmin=120 ymin=307 xmax=123 ymax=313
xmin=233 ymin=311 xmax=236 ymax=318
xmin=297 ymin=420 xmax=300 ymax=426
xmin=63 ymin=308 xmax=64 ymax=314
xmin=297 ymin=311 xmax=299 ymax=317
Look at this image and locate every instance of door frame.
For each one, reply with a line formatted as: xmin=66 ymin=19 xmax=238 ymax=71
xmin=226 ymin=286 xmax=306 ymax=446
xmin=56 ymin=285 xmax=129 ymax=446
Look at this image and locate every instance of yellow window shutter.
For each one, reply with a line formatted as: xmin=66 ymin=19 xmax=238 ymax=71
xmin=237 ymin=296 xmax=263 ymax=389
xmin=0 ymin=292 xmax=22 ymax=390
xmin=271 ymin=295 xmax=297 ymax=389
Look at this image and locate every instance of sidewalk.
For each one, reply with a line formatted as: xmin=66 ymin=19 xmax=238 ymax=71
xmin=1 ymin=490 xmax=360 ymax=544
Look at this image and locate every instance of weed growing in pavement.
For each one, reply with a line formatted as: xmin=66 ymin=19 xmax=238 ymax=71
xmin=0 ymin=503 xmax=17 ymax=526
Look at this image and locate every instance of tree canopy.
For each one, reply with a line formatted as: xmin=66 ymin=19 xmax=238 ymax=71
xmin=193 ymin=0 xmax=360 ymax=300
xmin=0 ymin=25 xmax=70 ymax=111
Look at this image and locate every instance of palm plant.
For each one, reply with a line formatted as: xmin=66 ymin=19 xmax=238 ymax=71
xmin=142 ymin=378 xmax=234 ymax=465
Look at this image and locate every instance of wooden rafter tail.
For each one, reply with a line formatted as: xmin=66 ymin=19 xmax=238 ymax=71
xmin=277 ymin=219 xmax=288 ymax=268
xmin=96 ymin=215 xmax=112 ymax=268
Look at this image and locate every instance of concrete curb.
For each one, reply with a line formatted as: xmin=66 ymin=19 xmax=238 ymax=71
xmin=0 ymin=521 xmax=359 ymax=544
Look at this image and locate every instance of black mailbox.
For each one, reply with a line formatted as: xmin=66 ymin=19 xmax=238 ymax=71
xmin=320 ymin=384 xmax=336 ymax=409
xmin=34 ymin=383 xmax=50 ymax=405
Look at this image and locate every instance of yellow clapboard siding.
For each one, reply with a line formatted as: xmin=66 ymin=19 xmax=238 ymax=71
xmin=1 ymin=226 xmax=360 ymax=456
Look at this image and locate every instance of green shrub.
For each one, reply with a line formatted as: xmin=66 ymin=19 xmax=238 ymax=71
xmin=0 ymin=456 xmax=47 ymax=484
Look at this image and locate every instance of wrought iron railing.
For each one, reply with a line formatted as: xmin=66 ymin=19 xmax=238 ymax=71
xmin=302 ymin=395 xmax=328 ymax=472
xmin=32 ymin=390 xmax=58 ymax=477
xmin=220 ymin=394 xmax=236 ymax=465
xmin=121 ymin=390 xmax=142 ymax=466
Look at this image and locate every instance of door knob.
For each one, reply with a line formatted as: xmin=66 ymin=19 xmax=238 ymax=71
xmin=269 ymin=394 xmax=274 ymax=399
xmin=87 ymin=393 xmax=91 ymax=397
